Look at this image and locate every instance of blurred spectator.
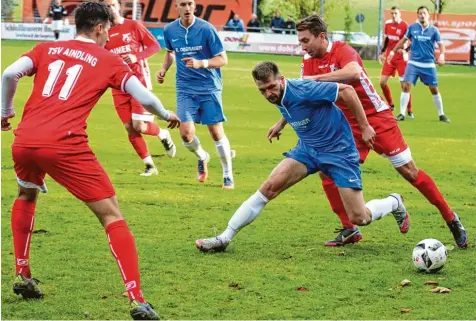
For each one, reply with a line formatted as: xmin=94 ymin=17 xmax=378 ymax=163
xmin=247 ymin=13 xmax=261 ymax=33
xmin=285 ymin=17 xmax=296 ymax=34
xmin=271 ymin=11 xmax=285 ymax=34
xmin=225 ymin=13 xmax=245 ymax=32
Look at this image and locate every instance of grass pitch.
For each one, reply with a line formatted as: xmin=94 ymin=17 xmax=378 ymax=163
xmin=1 ymin=40 xmax=476 ymax=320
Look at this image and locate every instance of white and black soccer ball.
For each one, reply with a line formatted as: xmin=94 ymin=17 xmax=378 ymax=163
xmin=412 ymin=239 xmax=447 ymax=273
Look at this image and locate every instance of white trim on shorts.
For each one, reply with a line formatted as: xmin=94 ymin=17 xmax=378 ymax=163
xmin=382 ymin=147 xmax=413 ymax=168
xmin=16 ymin=177 xmax=48 ymax=193
xmin=132 ymin=113 xmax=154 ymax=122
xmin=399 ymin=76 xmax=405 ymax=82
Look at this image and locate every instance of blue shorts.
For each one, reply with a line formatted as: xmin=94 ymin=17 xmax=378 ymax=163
xmin=176 ymin=91 xmax=226 ymax=125
xmin=284 ymin=141 xmax=362 ymax=190
xmin=403 ymin=63 xmax=438 ymax=86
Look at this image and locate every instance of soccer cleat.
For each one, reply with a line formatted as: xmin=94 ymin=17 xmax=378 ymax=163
xmin=195 ymin=236 xmax=229 ymax=252
xmin=222 ymin=177 xmax=235 ymax=190
xmin=324 ymin=227 xmax=363 ymax=247
xmin=140 ymin=164 xmax=158 ymax=177
xmin=447 ymin=213 xmax=468 ymax=248
xmin=389 ymin=193 xmax=410 ymax=233
xmin=396 ymin=114 xmax=405 ymax=121
xmin=407 ymin=111 xmax=415 ymax=119
xmin=439 ymin=115 xmax=450 ymax=123
xmin=159 ymin=130 xmax=176 ymax=158
xmin=130 ymin=300 xmax=160 ymax=320
xmin=197 ymin=153 xmax=210 ymax=183
xmin=13 ymin=274 xmax=44 ymax=299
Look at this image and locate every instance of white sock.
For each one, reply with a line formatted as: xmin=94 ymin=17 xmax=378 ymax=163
xmin=400 ymin=92 xmax=410 ymax=115
xmin=219 ymin=190 xmax=269 ymax=242
xmin=158 ymin=129 xmax=169 ymax=140
xmin=365 ymin=196 xmax=398 ymax=221
xmin=214 ymin=136 xmax=233 ymax=179
xmin=142 ymin=155 xmax=153 ymax=165
xmin=183 ymin=136 xmax=207 ymax=160
xmin=432 ymin=93 xmax=444 ymax=116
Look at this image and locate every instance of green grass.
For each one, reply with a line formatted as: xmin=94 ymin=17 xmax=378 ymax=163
xmin=1 ymin=39 xmax=476 ymax=320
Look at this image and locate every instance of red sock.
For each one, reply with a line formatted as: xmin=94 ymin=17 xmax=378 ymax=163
xmin=106 ymin=220 xmax=145 ymax=303
xmin=128 ymin=132 xmax=150 ymax=160
xmin=407 ymin=93 xmax=413 ymax=113
xmin=143 ymin=122 xmax=160 ymax=136
xmin=411 ymin=170 xmax=454 ymax=223
xmin=322 ymin=178 xmax=355 ymax=229
xmin=12 ymin=199 xmax=36 ymax=279
xmin=381 ymin=84 xmax=393 ymax=106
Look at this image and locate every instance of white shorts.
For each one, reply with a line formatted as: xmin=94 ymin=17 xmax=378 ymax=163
xmin=51 ymin=20 xmax=63 ymax=31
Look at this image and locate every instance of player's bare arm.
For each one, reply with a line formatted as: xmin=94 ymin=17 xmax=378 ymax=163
xmin=267 ymin=117 xmax=288 ymax=143
xmin=156 ymin=50 xmax=175 ymax=84
xmin=303 ymin=61 xmax=362 ymax=82
xmin=337 ymin=83 xmax=375 ymax=148
xmin=124 ymin=76 xmax=181 ymax=128
xmin=379 ymin=36 xmax=389 ymax=64
xmin=387 ymin=38 xmax=407 ymax=64
xmin=182 ymin=51 xmax=228 ymax=69
xmin=437 ymin=42 xmax=446 ymax=65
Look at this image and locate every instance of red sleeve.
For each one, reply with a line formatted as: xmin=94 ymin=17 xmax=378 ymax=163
xmin=21 ymin=43 xmax=44 ymax=73
xmin=383 ymin=23 xmax=388 ymax=36
xmin=135 ymin=22 xmax=160 ymax=60
xmin=300 ymin=56 xmax=314 ymax=77
xmin=335 ymin=43 xmax=362 ymax=68
xmin=108 ymin=55 xmax=134 ymax=92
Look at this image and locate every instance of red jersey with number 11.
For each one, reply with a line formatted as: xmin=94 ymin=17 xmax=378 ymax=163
xmin=301 ymin=41 xmax=395 ymax=133
xmin=14 ymin=38 xmax=133 ymax=148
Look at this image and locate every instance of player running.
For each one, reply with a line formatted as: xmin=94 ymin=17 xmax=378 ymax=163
xmin=45 ymin=0 xmax=68 ymax=41
xmin=102 ymin=0 xmax=176 ymax=176
xmin=156 ymin=0 xmax=235 ymax=189
xmin=195 ymin=61 xmax=409 ymax=252
xmin=297 ymin=15 xmax=467 ymax=248
xmin=390 ymin=6 xmax=450 ymax=122
xmin=1 ymin=2 xmax=181 ymax=319
xmin=378 ymin=6 xmax=414 ymax=118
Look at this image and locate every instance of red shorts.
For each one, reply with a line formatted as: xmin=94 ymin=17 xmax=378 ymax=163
xmin=113 ymin=94 xmax=154 ymax=124
xmin=381 ymin=56 xmax=407 ymax=79
xmin=12 ymin=146 xmax=115 ymax=202
xmin=354 ymin=118 xmax=411 ymax=168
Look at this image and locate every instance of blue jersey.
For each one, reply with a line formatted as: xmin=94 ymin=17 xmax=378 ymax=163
xmin=404 ymin=23 xmax=441 ymax=65
xmin=164 ymin=18 xmax=224 ymax=94
xmin=278 ymin=79 xmax=355 ymax=152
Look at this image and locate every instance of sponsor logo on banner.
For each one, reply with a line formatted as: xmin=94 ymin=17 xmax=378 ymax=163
xmin=220 ymin=31 xmax=304 ymax=55
xmin=1 ymin=22 xmax=76 ymax=41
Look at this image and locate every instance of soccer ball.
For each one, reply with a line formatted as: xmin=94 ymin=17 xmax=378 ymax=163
xmin=412 ymin=239 xmax=447 ymax=273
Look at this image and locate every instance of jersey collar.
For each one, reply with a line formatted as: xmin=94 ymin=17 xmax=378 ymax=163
xmin=117 ymin=17 xmax=125 ymax=25
xmin=179 ymin=16 xmax=196 ymax=29
xmin=327 ymin=41 xmax=333 ymax=52
xmin=75 ymin=36 xmax=96 ymax=44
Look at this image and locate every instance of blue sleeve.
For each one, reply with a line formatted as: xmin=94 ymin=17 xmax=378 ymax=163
xmin=206 ymin=25 xmax=224 ymax=56
xmin=308 ymin=81 xmax=339 ymax=105
xmin=163 ymin=28 xmax=173 ymax=51
xmin=434 ymin=27 xmax=441 ymax=43
xmin=404 ymin=25 xmax=412 ymax=39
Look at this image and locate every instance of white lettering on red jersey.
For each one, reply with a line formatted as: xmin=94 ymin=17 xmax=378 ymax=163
xmin=301 ymin=41 xmax=396 ymax=133
xmin=384 ymin=19 xmax=408 ymax=54
xmin=105 ymin=18 xmax=160 ymax=93
xmin=13 ymin=38 xmax=133 ymax=148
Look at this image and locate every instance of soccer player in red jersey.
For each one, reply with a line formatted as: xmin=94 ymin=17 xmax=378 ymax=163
xmin=378 ymin=6 xmax=414 ymax=119
xmin=102 ymin=0 xmax=176 ymax=176
xmin=295 ymin=15 xmax=467 ymax=248
xmin=1 ymin=2 xmax=180 ymax=319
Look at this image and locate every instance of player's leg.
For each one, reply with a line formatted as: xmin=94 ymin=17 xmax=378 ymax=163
xmin=195 ymin=157 xmax=308 ymax=252
xmin=177 ymin=93 xmax=211 ymax=182
xmin=376 ymin=126 xmax=467 ymax=247
xmin=429 ymin=85 xmax=449 ymax=123
xmin=201 ymin=91 xmax=235 ymax=188
xmin=130 ymin=97 xmax=176 ymax=158
xmin=11 ymin=146 xmax=47 ymax=299
xmin=380 ymin=61 xmax=395 ymax=110
xmin=114 ymin=95 xmax=157 ymax=176
xmin=397 ymin=61 xmax=413 ymax=118
xmin=42 ymin=148 xmax=159 ymax=319
xmin=397 ymin=63 xmax=417 ymax=120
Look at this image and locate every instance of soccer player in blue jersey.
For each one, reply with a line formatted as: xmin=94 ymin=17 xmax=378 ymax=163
xmin=195 ymin=61 xmax=410 ymax=252
xmin=156 ymin=0 xmax=235 ymax=188
xmin=390 ymin=6 xmax=449 ymax=122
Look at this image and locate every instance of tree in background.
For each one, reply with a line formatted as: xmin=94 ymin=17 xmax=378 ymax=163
xmin=1 ymin=0 xmax=16 ymax=21
xmin=343 ymin=0 xmax=353 ymax=42
xmin=430 ymin=0 xmax=450 ymax=13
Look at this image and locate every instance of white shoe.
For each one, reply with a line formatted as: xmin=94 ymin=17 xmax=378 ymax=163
xmin=159 ymin=130 xmax=176 ymax=158
xmin=195 ymin=236 xmax=229 ymax=252
xmin=140 ymin=164 xmax=158 ymax=176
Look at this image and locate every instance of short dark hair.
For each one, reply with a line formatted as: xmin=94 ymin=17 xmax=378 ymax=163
xmin=252 ymin=61 xmax=280 ymax=82
xmin=75 ymin=1 xmax=113 ymax=34
xmin=417 ymin=6 xmax=429 ymax=14
xmin=391 ymin=6 xmax=399 ymax=10
xmin=296 ymin=15 xmax=327 ymax=36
